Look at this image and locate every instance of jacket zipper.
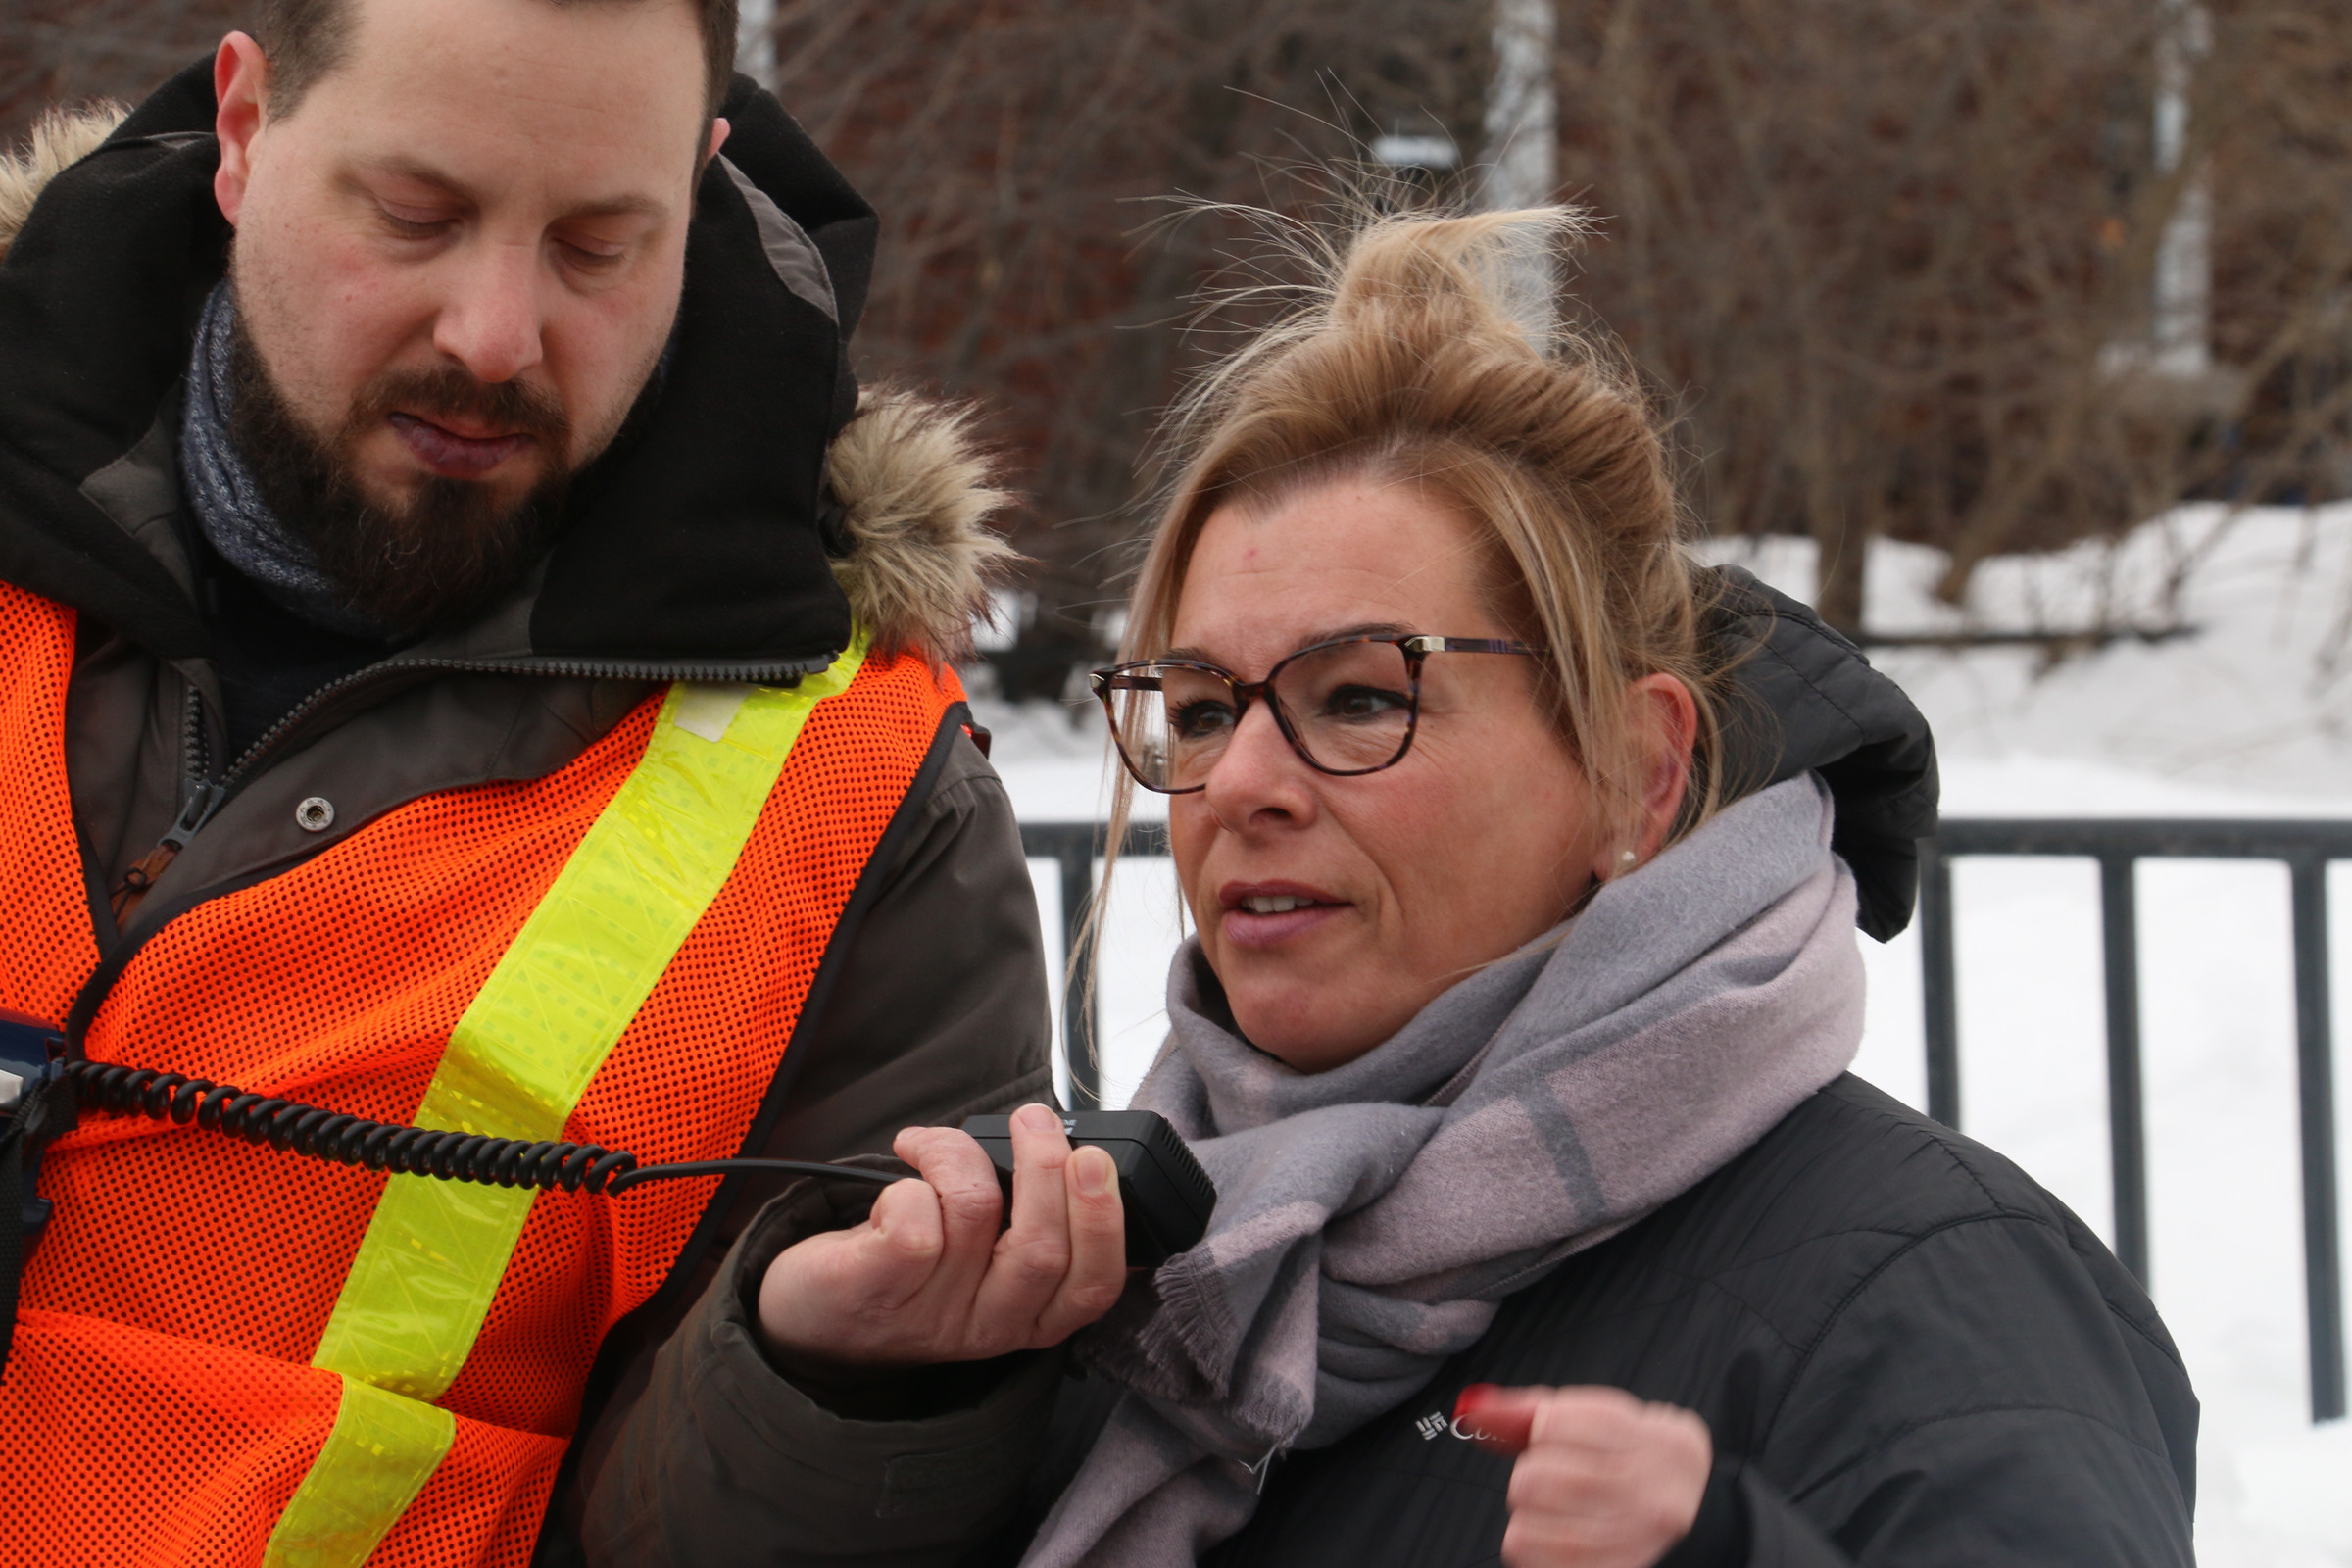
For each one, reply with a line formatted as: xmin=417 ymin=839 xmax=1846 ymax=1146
xmin=102 ymin=650 xmax=830 ymax=927
xmin=109 ymin=681 xmax=224 ymax=924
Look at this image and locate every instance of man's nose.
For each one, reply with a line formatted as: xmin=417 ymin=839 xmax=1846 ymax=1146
xmin=431 ymin=240 xmax=548 ymax=385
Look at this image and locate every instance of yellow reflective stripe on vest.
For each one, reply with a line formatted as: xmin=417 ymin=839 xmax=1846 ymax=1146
xmin=266 ymin=640 xmax=868 ymax=1565
xmin=263 ymin=1378 xmax=454 ymax=1568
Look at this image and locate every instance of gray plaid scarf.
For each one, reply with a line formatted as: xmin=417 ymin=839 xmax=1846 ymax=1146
xmin=1023 ymin=774 xmax=1865 ymax=1568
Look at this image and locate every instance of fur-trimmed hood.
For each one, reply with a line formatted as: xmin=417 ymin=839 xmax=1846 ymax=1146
xmin=0 ymin=103 xmax=117 ymax=252
xmin=0 ymin=87 xmax=1012 ymax=669
xmin=825 ymin=387 xmax=1017 ymax=664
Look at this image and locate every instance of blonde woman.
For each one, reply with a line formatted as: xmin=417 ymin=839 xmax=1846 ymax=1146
xmin=586 ymin=214 xmax=2196 ymax=1568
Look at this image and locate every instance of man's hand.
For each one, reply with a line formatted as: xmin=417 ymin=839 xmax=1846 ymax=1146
xmin=1456 ymin=1384 xmax=1713 ymax=1568
xmin=756 ymin=1102 xmax=1128 ymax=1366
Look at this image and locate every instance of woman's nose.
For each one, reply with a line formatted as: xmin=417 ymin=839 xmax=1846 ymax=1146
xmin=1200 ymin=701 xmax=1316 ymax=829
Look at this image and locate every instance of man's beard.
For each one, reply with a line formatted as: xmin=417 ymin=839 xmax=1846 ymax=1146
xmin=225 ymin=314 xmax=575 ymax=634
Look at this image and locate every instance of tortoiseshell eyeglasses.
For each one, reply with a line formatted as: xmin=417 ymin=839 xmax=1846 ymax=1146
xmin=1090 ymin=634 xmax=1544 ymax=794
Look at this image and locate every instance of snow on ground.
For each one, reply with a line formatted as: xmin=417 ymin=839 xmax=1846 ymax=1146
xmin=970 ymin=504 xmax=2352 ymax=1565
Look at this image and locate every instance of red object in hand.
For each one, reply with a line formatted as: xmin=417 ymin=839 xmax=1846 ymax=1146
xmin=1456 ymin=1386 xmax=1715 ymax=1567
xmin=1454 ymin=1383 xmax=1537 ymax=1453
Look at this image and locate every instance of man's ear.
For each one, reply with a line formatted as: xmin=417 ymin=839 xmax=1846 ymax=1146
xmin=214 ymin=31 xmax=270 ymax=227
xmin=705 ymin=117 xmax=732 ymax=167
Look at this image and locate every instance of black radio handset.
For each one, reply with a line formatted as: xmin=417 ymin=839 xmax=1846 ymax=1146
xmin=960 ymin=1110 xmax=1217 ymax=1270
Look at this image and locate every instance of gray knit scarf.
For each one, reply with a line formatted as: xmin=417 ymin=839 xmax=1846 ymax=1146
xmin=180 ymin=282 xmax=398 ymax=639
xmin=1023 ymin=774 xmax=1865 ymax=1568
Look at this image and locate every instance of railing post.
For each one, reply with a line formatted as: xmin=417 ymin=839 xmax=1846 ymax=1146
xmin=2099 ymin=855 xmax=2150 ymax=1287
xmin=1918 ymin=838 xmax=1962 ymax=1130
xmin=2289 ymin=855 xmax=2345 ymax=1422
xmin=1021 ymin=824 xmax=1104 ymax=1110
xmin=1058 ymin=836 xmax=1101 ymax=1109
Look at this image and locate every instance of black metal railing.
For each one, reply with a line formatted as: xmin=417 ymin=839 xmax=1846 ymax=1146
xmin=1024 ymin=815 xmax=2352 ymax=1423
xmin=1920 ymin=819 xmax=2352 ymax=1423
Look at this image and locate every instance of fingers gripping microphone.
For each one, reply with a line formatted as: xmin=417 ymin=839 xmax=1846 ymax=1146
xmin=959 ymin=1111 xmax=1216 ymax=1270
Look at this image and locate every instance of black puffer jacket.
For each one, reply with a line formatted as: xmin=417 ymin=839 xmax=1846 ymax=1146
xmin=585 ymin=576 xmax=2196 ymax=1568
xmin=1189 ymin=1072 xmax=2194 ymax=1567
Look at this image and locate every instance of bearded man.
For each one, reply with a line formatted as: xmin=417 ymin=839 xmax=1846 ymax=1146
xmin=0 ymin=0 xmax=1068 ymax=1561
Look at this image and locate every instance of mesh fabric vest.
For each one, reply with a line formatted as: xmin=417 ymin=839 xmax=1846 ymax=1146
xmin=0 ymin=581 xmax=963 ymax=1566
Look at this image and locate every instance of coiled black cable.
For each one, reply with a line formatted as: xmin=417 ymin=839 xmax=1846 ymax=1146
xmin=61 ymin=1060 xmax=895 ymax=1197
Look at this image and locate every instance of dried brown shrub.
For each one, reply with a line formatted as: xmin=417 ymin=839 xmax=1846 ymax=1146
xmin=1555 ymin=0 xmax=2352 ymax=631
xmin=768 ymin=0 xmax=1491 ymax=690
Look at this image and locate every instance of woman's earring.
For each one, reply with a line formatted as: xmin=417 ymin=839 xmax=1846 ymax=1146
xmin=1618 ymin=850 xmax=1638 ymax=868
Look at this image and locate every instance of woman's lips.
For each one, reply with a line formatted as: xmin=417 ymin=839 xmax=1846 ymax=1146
xmin=1217 ymin=882 xmax=1348 ymax=950
xmin=388 ymin=411 xmax=535 ymax=479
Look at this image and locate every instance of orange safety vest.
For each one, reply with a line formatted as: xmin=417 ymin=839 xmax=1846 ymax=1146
xmin=0 ymin=579 xmax=963 ymax=1566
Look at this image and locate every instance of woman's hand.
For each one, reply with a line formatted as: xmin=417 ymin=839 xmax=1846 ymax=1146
xmin=757 ymin=1102 xmax=1129 ymax=1367
xmin=1456 ymin=1384 xmax=1712 ymax=1568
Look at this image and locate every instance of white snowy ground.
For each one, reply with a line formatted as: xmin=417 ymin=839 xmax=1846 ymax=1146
xmin=971 ymin=503 xmax=2352 ymax=1565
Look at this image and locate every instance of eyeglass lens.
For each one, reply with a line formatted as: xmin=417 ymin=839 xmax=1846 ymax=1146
xmin=1106 ymin=640 xmax=1416 ymax=790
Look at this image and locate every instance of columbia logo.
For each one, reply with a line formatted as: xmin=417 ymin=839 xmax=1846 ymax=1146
xmin=1415 ymin=1412 xmax=1448 ymax=1441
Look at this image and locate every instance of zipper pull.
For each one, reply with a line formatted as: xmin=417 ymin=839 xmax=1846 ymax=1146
xmin=110 ymin=780 xmax=227 ymax=925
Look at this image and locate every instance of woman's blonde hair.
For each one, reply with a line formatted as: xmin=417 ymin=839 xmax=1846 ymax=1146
xmin=1066 ymin=209 xmax=1730 ymax=1091
xmin=1116 ymin=205 xmax=1721 ymax=832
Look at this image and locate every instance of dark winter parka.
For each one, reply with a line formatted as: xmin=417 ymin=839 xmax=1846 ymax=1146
xmin=583 ymin=576 xmax=2199 ymax=1568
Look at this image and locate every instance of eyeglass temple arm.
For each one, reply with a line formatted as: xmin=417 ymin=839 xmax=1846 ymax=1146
xmin=1405 ymin=636 xmax=1545 ymax=656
